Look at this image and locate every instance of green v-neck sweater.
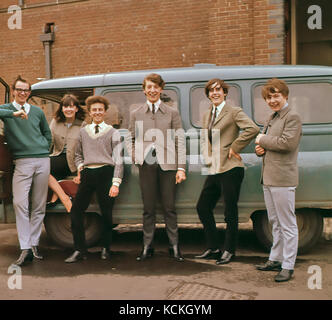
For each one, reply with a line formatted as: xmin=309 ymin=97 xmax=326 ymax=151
xmin=0 ymin=103 xmax=52 ymax=159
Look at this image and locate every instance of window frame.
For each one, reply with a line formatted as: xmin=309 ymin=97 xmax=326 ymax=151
xmin=251 ymin=79 xmax=332 ymax=126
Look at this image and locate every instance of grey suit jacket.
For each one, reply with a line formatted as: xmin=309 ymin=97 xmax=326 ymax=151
xmin=258 ymin=106 xmax=302 ymax=187
xmin=201 ymin=103 xmax=259 ymax=175
xmin=127 ymin=101 xmax=186 ymax=171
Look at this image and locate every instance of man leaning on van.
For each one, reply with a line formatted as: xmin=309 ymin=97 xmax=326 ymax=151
xmin=255 ymin=78 xmax=302 ymax=282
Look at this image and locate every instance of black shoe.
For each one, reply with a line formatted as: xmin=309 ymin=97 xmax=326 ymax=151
xmin=275 ymin=269 xmax=293 ymax=282
xmin=136 ymin=246 xmax=154 ymax=261
xmin=64 ymin=250 xmax=87 ymax=263
xmin=169 ymin=245 xmax=184 ymax=262
xmin=216 ymin=250 xmax=234 ymax=265
xmin=195 ymin=249 xmax=221 ymax=260
xmin=256 ymin=260 xmax=282 ymax=271
xmin=31 ymin=246 xmax=43 ymax=260
xmin=101 ymin=248 xmax=111 ymax=260
xmin=14 ymin=249 xmax=33 ymax=267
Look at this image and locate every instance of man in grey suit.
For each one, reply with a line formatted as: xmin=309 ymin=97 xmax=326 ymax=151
xmin=255 ymin=78 xmax=302 ymax=282
xmin=128 ymin=73 xmax=186 ymax=262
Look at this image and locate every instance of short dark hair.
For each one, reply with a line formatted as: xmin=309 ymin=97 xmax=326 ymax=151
xmin=12 ymin=75 xmax=31 ymax=91
xmin=261 ymin=78 xmax=289 ymax=100
xmin=205 ymin=78 xmax=229 ymax=98
xmin=143 ymin=73 xmax=165 ymax=90
xmin=85 ymin=95 xmax=109 ymax=111
xmin=54 ymin=94 xmax=86 ymax=122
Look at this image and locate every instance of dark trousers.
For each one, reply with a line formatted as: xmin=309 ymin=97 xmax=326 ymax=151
xmin=50 ymin=153 xmax=72 ymax=180
xmin=196 ymin=167 xmax=244 ymax=254
xmin=70 ymin=166 xmax=115 ymax=252
xmin=138 ymin=162 xmax=178 ymax=246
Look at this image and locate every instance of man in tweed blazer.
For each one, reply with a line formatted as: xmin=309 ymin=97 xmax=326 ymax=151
xmin=128 ymin=73 xmax=186 ymax=262
xmin=196 ymin=78 xmax=259 ymax=265
xmin=255 ymin=78 xmax=302 ymax=282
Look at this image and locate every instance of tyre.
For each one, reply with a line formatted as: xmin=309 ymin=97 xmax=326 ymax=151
xmin=252 ymin=209 xmax=323 ymax=254
xmin=44 ymin=212 xmax=102 ymax=248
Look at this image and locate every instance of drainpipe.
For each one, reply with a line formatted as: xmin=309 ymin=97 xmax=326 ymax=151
xmin=39 ymin=23 xmax=55 ymax=79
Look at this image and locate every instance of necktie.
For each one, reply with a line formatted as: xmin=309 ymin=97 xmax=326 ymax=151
xmin=208 ymin=108 xmax=216 ymax=143
xmin=95 ymin=124 xmax=99 ymax=134
xmin=264 ymin=112 xmax=278 ymax=134
xmin=152 ymin=103 xmax=155 ymax=114
xmin=21 ymin=106 xmax=25 ymax=112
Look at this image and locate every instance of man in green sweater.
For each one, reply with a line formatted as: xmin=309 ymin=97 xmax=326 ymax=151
xmin=0 ymin=75 xmax=52 ymax=266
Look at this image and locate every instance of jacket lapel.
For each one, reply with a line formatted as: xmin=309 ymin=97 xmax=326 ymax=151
xmin=213 ymin=102 xmax=229 ymax=126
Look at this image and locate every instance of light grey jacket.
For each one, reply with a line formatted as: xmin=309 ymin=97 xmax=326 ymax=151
xmin=258 ymin=106 xmax=302 ymax=187
xmin=127 ymin=102 xmax=186 ymax=171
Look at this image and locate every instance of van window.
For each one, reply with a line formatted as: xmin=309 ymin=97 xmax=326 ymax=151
xmin=190 ymin=85 xmax=241 ymax=127
xmin=29 ymin=96 xmax=60 ymax=123
xmin=253 ymin=82 xmax=332 ymax=125
xmin=103 ymin=89 xmax=178 ymax=129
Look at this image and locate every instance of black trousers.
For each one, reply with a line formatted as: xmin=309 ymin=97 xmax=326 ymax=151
xmin=70 ymin=166 xmax=115 ymax=252
xmin=196 ymin=167 xmax=244 ymax=254
xmin=50 ymin=153 xmax=72 ymax=180
xmin=138 ymin=162 xmax=178 ymax=246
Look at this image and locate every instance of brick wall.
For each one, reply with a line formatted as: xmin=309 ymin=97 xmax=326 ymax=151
xmin=0 ymin=0 xmax=285 ymax=96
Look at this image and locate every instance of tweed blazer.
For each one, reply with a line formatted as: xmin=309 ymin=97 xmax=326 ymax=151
xmin=49 ymin=118 xmax=83 ymax=173
xmin=258 ymin=106 xmax=302 ymax=187
xmin=201 ymin=103 xmax=259 ymax=175
xmin=127 ymin=101 xmax=186 ymax=171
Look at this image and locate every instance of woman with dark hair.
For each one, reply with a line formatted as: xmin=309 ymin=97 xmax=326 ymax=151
xmin=48 ymin=94 xmax=85 ymax=212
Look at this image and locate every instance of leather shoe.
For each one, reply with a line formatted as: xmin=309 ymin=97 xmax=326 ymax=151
xmin=65 ymin=250 xmax=87 ymax=263
xmin=195 ymin=249 xmax=221 ymax=260
xmin=256 ymin=260 xmax=282 ymax=271
xmin=216 ymin=250 xmax=234 ymax=265
xmin=14 ymin=249 xmax=33 ymax=266
xmin=275 ymin=269 xmax=293 ymax=282
xmin=101 ymin=248 xmax=111 ymax=260
xmin=31 ymin=246 xmax=43 ymax=260
xmin=136 ymin=246 xmax=154 ymax=261
xmin=169 ymin=245 xmax=184 ymax=262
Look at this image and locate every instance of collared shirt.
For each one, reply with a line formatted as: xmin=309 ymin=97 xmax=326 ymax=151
xmin=212 ymin=100 xmax=226 ymax=121
xmin=13 ymin=100 xmax=31 ymax=114
xmin=147 ymin=99 xmax=161 ymax=113
xmin=86 ymin=121 xmax=109 ymax=135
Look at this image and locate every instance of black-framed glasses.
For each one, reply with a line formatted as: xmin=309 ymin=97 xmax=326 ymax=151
xmin=14 ymin=88 xmax=31 ymax=93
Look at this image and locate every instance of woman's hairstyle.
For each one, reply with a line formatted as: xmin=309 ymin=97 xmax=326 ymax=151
xmin=54 ymin=94 xmax=86 ymax=122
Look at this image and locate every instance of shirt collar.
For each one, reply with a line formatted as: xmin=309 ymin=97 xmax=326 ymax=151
xmin=91 ymin=121 xmax=108 ymax=129
xmin=13 ymin=100 xmax=30 ymax=112
xmin=147 ymin=99 xmax=161 ymax=112
xmin=212 ymin=100 xmax=226 ymax=114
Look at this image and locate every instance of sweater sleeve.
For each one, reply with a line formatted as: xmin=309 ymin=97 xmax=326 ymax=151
xmin=0 ymin=107 xmax=14 ymax=119
xmin=39 ymin=111 xmax=52 ymax=148
xmin=74 ymin=131 xmax=84 ymax=169
xmin=111 ymin=129 xmax=124 ymax=181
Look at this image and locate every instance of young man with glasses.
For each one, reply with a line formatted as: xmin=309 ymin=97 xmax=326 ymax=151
xmin=0 ymin=75 xmax=52 ymax=266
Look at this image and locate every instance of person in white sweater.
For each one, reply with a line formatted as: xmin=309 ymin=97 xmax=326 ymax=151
xmin=65 ymin=96 xmax=123 ymax=263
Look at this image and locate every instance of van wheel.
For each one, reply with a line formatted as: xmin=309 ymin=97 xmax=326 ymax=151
xmin=44 ymin=212 xmax=102 ymax=248
xmin=252 ymin=209 xmax=323 ymax=254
